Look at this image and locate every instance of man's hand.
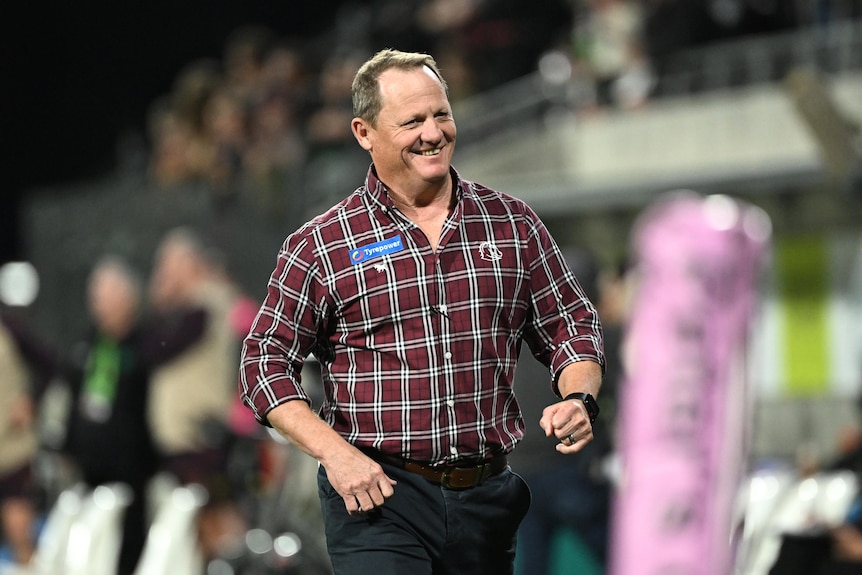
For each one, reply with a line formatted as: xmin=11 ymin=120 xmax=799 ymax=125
xmin=323 ymin=446 xmax=397 ymax=515
xmin=540 ymin=397 xmax=593 ymax=453
xmin=266 ymin=400 xmax=396 ymax=514
xmin=540 ymin=360 xmax=602 ymax=453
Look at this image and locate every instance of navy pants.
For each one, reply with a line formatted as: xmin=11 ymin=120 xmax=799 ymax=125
xmin=318 ymin=459 xmax=531 ymax=575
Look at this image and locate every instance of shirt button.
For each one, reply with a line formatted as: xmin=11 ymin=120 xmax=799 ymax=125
xmin=444 ymin=351 xmax=452 ymax=360
xmin=449 ymin=446 xmax=458 ymax=455
xmin=446 ymin=399 xmax=454 ymax=407
xmin=438 ymin=304 xmax=447 ymax=314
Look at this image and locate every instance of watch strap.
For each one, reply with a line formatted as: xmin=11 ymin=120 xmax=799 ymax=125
xmin=564 ymin=392 xmax=599 ymax=423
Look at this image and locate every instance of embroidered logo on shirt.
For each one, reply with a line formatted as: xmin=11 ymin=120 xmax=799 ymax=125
xmin=478 ymin=241 xmax=502 ymax=262
xmin=373 ymin=263 xmax=387 ymax=273
xmin=349 ymin=235 xmax=404 ymax=265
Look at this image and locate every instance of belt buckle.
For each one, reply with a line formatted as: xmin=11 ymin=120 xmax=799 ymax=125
xmin=440 ymin=464 xmax=485 ymax=490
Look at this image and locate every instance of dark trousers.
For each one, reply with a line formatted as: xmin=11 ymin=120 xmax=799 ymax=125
xmin=317 ymin=459 xmax=531 ymax=575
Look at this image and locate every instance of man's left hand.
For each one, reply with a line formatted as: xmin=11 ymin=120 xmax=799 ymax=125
xmin=539 ymin=398 xmax=593 ymax=453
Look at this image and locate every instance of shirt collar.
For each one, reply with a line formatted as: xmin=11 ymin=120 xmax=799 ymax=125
xmin=363 ymin=164 xmax=465 ymax=213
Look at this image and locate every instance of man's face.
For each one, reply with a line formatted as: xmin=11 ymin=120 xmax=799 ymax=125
xmin=353 ymin=66 xmax=456 ymax=194
xmin=149 ymin=243 xmax=196 ymax=310
xmin=88 ymin=268 xmax=137 ymax=338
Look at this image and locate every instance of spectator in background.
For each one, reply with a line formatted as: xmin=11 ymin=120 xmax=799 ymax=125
xmin=222 ymin=25 xmax=277 ymax=107
xmin=768 ymin=394 xmax=862 ymax=574
xmin=171 ymin=58 xmax=223 ymax=140
xmin=433 ymin=41 xmax=479 ymax=105
xmin=60 ymin=256 xmax=157 ymax=575
xmin=416 ymin=0 xmax=573 ymax=93
xmin=243 ymin=40 xmax=311 ymax=217
xmin=146 ymin=97 xmax=209 ymax=189
xmin=305 ymin=49 xmax=366 ymax=159
xmin=145 ymin=60 xmax=220 ymax=191
xmin=769 ymin=493 xmax=862 ymax=574
xmin=200 ymin=84 xmax=250 ymax=203
xmin=573 ymin=0 xmax=654 ymax=109
xmin=0 ymin=308 xmax=57 ymax=568
xmin=145 ymin=227 xmax=247 ymax=563
xmin=258 ymin=40 xmax=311 ymax=106
xmin=302 ymin=47 xmax=372 ymax=214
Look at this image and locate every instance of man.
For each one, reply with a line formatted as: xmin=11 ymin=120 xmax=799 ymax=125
xmin=62 ymin=256 xmax=157 ymax=575
xmin=145 ymin=228 xmax=245 ymax=561
xmin=239 ymin=48 xmax=604 ymax=575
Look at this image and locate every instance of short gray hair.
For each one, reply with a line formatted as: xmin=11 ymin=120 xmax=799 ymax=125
xmin=352 ymin=48 xmax=448 ymax=126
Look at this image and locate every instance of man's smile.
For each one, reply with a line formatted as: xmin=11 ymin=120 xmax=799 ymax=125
xmin=416 ymin=148 xmax=442 ymax=156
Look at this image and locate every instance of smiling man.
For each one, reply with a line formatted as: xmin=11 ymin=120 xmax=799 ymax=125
xmin=239 ymin=48 xmax=605 ymax=575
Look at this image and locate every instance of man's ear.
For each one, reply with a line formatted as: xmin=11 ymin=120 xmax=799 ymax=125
xmin=351 ymin=117 xmax=373 ymax=151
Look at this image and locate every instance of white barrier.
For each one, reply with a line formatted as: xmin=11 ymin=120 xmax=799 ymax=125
xmin=132 ymin=482 xmax=208 ymax=575
xmin=735 ymin=469 xmax=859 ymax=575
xmin=64 ymin=483 xmax=133 ymax=575
xmin=5 ymin=482 xmax=132 ymax=575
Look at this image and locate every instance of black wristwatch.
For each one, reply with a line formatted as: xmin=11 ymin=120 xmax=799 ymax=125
xmin=565 ymin=392 xmax=599 ymax=424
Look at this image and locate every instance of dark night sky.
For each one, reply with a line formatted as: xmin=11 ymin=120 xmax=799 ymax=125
xmin=1 ymin=2 xmax=349 ymax=264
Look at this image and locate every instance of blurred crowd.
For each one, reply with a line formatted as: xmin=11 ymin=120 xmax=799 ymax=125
xmin=142 ymin=0 xmax=576 ymax=221
xmin=0 ymin=227 xmax=330 ymax=574
xmin=137 ymin=0 xmax=857 ymax=225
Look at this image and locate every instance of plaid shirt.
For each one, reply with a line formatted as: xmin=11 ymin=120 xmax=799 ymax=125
xmin=239 ymin=166 xmax=604 ymax=465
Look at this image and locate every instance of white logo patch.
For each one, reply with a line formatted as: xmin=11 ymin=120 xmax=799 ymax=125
xmin=478 ymin=241 xmax=503 ymax=262
xmin=373 ymin=263 xmax=387 ymax=273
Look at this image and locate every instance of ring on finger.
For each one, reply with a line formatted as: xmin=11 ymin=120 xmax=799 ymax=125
xmin=567 ymin=433 xmax=576 ymax=445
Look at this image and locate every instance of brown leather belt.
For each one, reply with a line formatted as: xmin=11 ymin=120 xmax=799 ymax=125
xmin=362 ymin=449 xmax=508 ymax=490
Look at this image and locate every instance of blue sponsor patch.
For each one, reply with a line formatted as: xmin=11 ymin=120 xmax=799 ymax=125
xmin=349 ymin=235 xmax=404 ymax=265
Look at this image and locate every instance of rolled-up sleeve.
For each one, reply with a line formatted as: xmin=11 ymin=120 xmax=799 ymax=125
xmin=239 ymin=233 xmax=324 ymax=425
xmin=521 ymin=208 xmax=605 ymax=389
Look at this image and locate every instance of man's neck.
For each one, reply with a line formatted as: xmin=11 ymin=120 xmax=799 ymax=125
xmin=387 ymin=176 xmax=454 ymax=212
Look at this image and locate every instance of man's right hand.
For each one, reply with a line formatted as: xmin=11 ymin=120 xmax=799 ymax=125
xmin=324 ymin=447 xmax=397 ymax=515
xmin=265 ymin=400 xmax=397 ymax=514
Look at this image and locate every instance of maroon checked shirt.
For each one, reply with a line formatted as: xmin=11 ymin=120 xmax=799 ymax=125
xmin=239 ymin=166 xmax=604 ymax=465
